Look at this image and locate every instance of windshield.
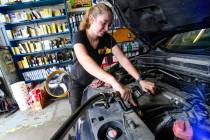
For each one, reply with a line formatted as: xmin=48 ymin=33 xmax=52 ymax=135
xmin=164 ymin=28 xmax=210 ymax=54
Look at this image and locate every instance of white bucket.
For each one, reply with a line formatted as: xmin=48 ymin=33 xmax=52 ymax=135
xmin=10 ymin=81 xmax=30 ymax=111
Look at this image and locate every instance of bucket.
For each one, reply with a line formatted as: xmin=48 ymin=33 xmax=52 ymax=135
xmin=10 ymin=81 xmax=30 ymax=111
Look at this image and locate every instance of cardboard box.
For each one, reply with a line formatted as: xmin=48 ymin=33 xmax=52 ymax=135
xmin=28 ymin=83 xmax=48 ymax=111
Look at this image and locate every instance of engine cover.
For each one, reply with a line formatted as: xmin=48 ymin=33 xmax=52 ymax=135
xmin=80 ymin=87 xmax=155 ymax=140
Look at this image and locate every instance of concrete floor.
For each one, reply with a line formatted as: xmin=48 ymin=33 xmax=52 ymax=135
xmin=0 ymin=98 xmax=73 ymax=140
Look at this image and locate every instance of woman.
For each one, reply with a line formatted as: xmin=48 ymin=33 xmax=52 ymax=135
xmin=66 ymin=3 xmax=155 ymax=113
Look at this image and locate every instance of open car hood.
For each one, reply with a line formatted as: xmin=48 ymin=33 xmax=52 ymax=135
xmin=108 ymin=0 xmax=210 ymax=45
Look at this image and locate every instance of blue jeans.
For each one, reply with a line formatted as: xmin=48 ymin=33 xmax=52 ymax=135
xmin=62 ymin=62 xmax=94 ymax=113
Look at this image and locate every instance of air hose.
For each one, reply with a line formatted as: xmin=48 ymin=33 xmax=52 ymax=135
xmin=50 ymin=92 xmax=119 ymax=140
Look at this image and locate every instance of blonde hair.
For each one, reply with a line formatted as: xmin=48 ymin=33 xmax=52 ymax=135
xmin=79 ymin=3 xmax=113 ymax=30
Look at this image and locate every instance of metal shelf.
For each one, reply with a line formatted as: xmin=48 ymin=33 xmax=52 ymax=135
xmin=5 ymin=15 xmax=66 ymax=29
xmin=0 ymin=0 xmax=63 ymax=13
xmin=69 ymin=7 xmax=89 ymax=13
xmin=25 ymin=78 xmax=46 ymax=83
xmin=9 ymin=31 xmax=70 ymax=42
xmin=20 ymin=59 xmax=73 ymax=72
xmin=14 ymin=45 xmax=72 ymax=57
xmin=123 ymin=49 xmax=140 ymax=53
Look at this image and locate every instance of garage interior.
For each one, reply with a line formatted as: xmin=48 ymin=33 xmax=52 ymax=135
xmin=1 ymin=0 xmax=210 ymax=140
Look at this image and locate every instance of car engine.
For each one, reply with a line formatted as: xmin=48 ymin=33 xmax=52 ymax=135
xmin=79 ymin=58 xmax=210 ymax=140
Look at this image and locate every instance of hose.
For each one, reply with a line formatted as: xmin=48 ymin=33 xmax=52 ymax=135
xmin=50 ymin=92 xmax=119 ymax=140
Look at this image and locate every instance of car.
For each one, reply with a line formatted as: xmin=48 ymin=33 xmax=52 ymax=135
xmin=51 ymin=0 xmax=210 ymax=140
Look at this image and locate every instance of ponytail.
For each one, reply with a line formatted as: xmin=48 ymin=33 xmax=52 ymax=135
xmin=79 ymin=7 xmax=92 ymax=30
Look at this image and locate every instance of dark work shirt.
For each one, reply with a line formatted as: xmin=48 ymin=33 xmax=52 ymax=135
xmin=71 ymin=30 xmax=117 ymax=86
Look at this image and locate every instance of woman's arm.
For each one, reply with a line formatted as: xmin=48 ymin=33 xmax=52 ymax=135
xmin=111 ymin=45 xmax=140 ymax=80
xmin=73 ymin=43 xmax=131 ymax=100
xmin=112 ymin=45 xmax=155 ymax=94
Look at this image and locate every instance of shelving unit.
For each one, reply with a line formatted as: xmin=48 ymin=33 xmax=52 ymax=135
xmin=8 ymin=31 xmax=70 ymax=42
xmin=0 ymin=0 xmax=74 ymax=83
xmin=20 ymin=59 xmax=73 ymax=71
xmin=14 ymin=45 xmax=72 ymax=57
xmin=0 ymin=0 xmax=64 ymax=11
xmin=119 ymin=40 xmax=142 ymax=58
xmin=4 ymin=15 xmax=67 ymax=28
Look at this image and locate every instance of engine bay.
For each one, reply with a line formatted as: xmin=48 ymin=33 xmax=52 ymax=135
xmin=79 ymin=62 xmax=210 ymax=140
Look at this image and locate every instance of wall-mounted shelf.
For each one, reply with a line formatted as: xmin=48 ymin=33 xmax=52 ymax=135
xmin=9 ymin=31 xmax=70 ymax=42
xmin=20 ymin=59 xmax=73 ymax=72
xmin=0 ymin=0 xmax=74 ymax=82
xmin=14 ymin=45 xmax=72 ymax=57
xmin=4 ymin=15 xmax=66 ymax=29
xmin=0 ymin=0 xmax=63 ymax=13
xmin=25 ymin=78 xmax=46 ymax=83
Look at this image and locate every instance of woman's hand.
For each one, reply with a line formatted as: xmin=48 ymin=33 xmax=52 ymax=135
xmin=117 ymin=85 xmax=137 ymax=106
xmin=139 ymin=80 xmax=156 ymax=94
xmin=109 ymin=77 xmax=137 ymax=106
